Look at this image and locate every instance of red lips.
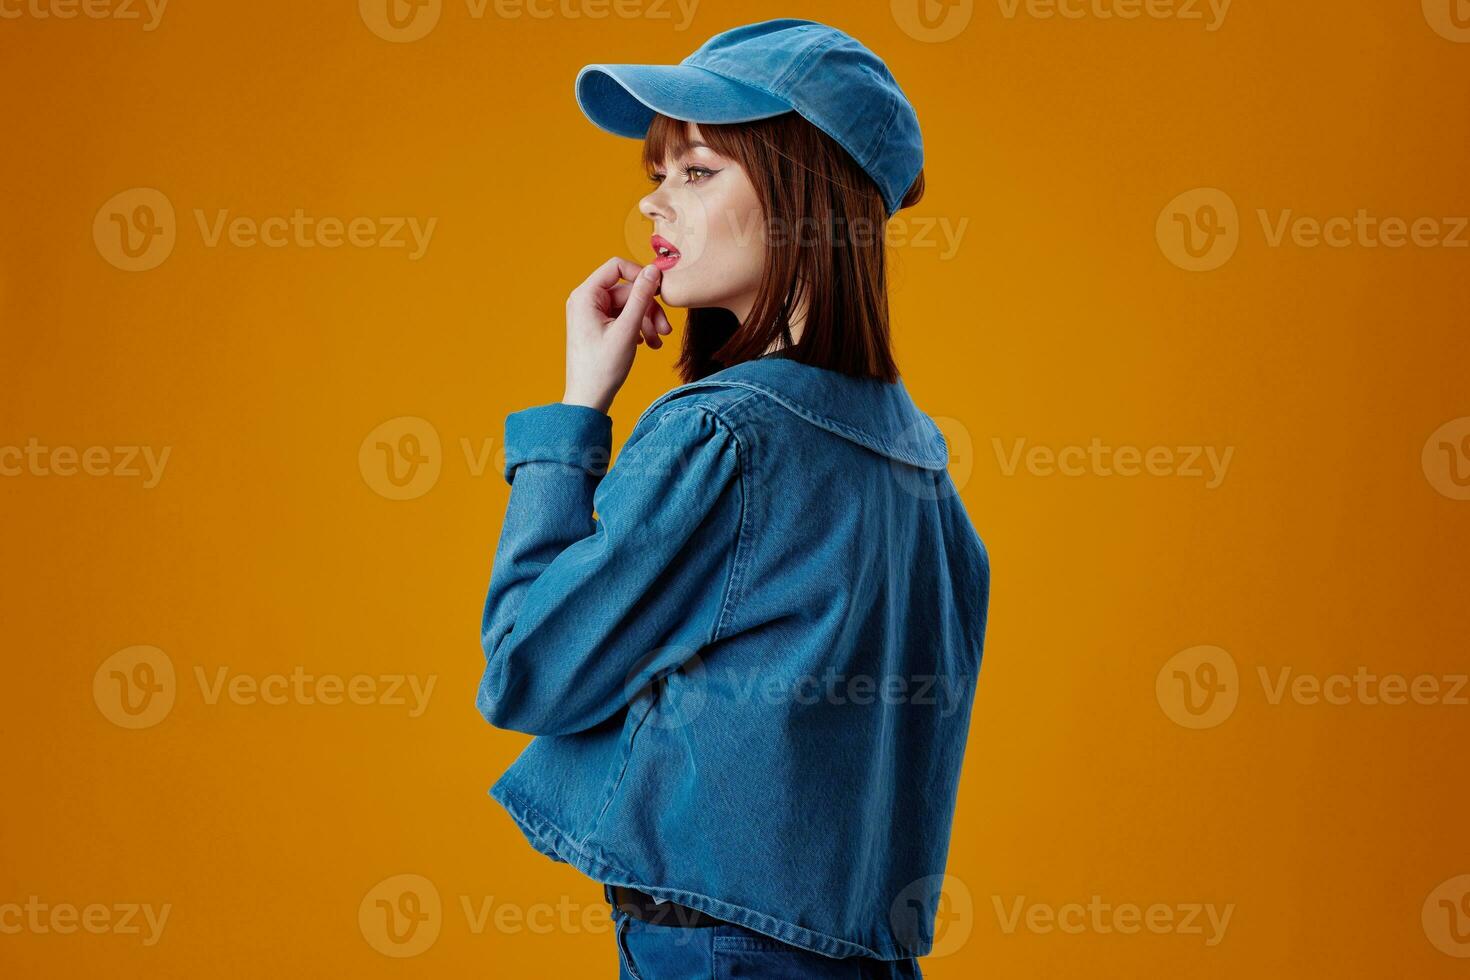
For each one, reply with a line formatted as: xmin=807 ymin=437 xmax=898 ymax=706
xmin=651 ymin=234 xmax=682 ymax=271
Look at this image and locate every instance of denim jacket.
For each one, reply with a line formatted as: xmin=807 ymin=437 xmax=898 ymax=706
xmin=477 ymin=354 xmax=990 ymax=960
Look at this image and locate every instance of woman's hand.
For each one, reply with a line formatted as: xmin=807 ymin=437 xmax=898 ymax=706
xmin=562 ymin=257 xmax=673 ymax=415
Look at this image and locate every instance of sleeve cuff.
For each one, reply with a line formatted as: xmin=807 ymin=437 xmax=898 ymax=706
xmin=503 ymin=402 xmax=613 ymax=483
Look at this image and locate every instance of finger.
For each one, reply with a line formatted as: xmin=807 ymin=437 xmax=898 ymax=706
xmin=607 ymin=280 xmax=634 ymax=307
xmin=640 ymin=304 xmax=669 ymax=348
xmin=606 ymin=278 xmax=669 ymax=347
xmin=632 ymin=292 xmax=664 ymax=348
xmin=572 ymin=256 xmax=647 ymax=319
xmin=613 ymin=264 xmax=662 ymax=340
xmin=649 ymin=300 xmax=673 ymax=336
xmin=641 ymin=311 xmax=662 ymax=349
xmin=576 ymin=255 xmax=646 ymax=293
xmin=606 ymin=279 xmax=663 ymax=316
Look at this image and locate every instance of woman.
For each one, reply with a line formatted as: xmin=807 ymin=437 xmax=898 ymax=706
xmin=477 ymin=18 xmax=990 ymax=979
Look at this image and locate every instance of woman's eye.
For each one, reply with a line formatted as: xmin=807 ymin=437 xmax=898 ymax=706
xmin=647 ymin=166 xmax=717 ymax=186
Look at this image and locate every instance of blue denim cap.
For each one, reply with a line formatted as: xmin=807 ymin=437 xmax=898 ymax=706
xmin=575 ymin=18 xmax=923 ymax=218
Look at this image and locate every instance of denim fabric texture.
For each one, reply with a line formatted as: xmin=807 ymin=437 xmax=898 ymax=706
xmin=478 ymin=354 xmax=990 ymax=961
xmin=603 ymin=883 xmax=925 ymax=979
xmin=575 ymin=18 xmax=924 ymax=218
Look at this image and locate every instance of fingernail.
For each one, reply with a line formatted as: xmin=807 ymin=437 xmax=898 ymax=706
xmin=643 ymin=265 xmax=659 ymax=280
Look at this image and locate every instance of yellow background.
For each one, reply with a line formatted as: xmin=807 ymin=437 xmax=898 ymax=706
xmin=3 ymin=0 xmax=1468 ymax=975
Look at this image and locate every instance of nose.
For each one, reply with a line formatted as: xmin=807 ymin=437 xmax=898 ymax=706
xmin=639 ymin=185 xmax=674 ymax=226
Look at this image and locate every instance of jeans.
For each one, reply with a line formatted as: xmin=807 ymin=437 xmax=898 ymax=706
xmin=605 ymin=884 xmax=924 ymax=979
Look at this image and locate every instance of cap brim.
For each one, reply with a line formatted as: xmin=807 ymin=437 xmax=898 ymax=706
xmin=575 ymin=63 xmax=793 ymax=138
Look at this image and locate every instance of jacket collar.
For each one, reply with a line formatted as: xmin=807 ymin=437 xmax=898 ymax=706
xmin=635 ymin=357 xmax=950 ymax=470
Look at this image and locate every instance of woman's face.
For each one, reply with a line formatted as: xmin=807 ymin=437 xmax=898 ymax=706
xmin=639 ymin=124 xmax=765 ymax=321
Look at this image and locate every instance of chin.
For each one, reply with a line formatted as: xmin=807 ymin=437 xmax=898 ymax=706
xmin=656 ymin=275 xmax=700 ymax=309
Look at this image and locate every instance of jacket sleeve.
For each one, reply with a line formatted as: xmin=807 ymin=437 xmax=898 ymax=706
xmin=477 ymin=400 xmax=744 ymax=736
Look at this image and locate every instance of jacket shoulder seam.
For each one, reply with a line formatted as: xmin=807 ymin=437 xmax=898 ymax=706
xmin=636 ymin=397 xmax=757 ymax=647
xmin=709 ymin=381 xmax=948 ymax=469
xmin=700 ymin=395 xmax=758 ymax=645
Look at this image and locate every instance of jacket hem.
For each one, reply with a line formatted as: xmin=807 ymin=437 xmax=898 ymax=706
xmin=487 ymin=781 xmax=921 ymax=961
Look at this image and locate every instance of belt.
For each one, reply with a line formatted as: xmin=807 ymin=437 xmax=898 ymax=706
xmin=610 ymin=885 xmax=726 ymax=928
